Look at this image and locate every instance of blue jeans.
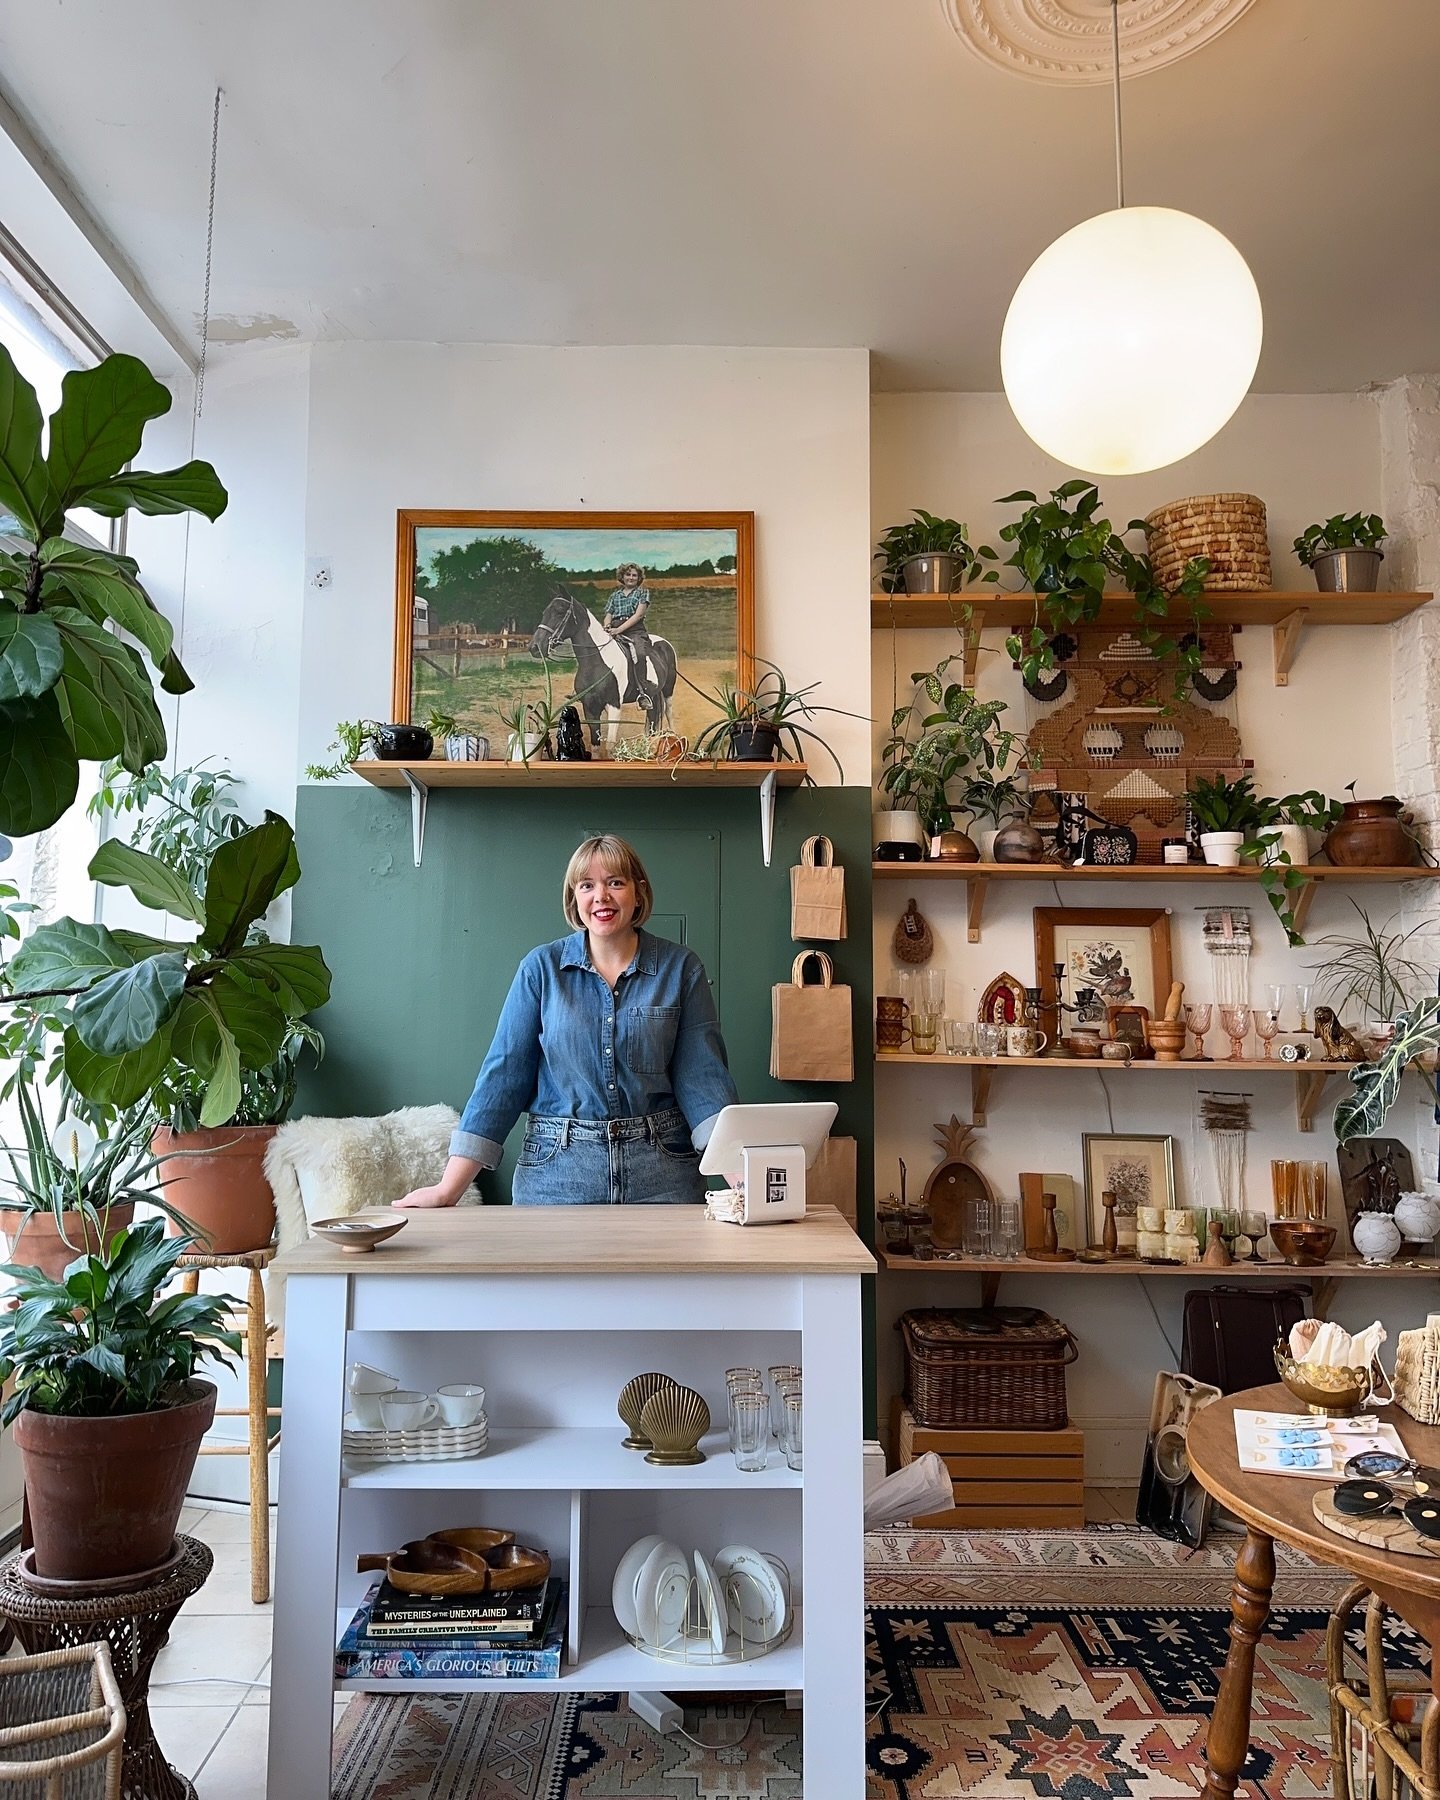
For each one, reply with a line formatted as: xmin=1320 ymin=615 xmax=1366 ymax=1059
xmin=510 ymin=1107 xmax=705 ymax=1206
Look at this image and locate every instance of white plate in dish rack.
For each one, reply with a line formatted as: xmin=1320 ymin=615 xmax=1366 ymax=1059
xmin=342 ymin=1413 xmax=489 ymax=1462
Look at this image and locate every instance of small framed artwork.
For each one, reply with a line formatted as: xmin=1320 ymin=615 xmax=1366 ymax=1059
xmin=1035 ymin=907 xmax=1174 ymax=1033
xmin=1083 ymin=1134 xmax=1177 ymax=1251
xmin=393 ymin=510 xmax=755 ymax=751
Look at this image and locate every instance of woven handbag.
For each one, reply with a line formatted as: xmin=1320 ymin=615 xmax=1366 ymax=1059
xmin=1394 ymin=1324 xmax=1440 ymax=1425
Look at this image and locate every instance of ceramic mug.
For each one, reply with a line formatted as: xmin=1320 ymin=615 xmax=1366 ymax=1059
xmin=348 ymin=1362 xmax=399 ymax=1428
xmin=436 ymin=1384 xmax=486 ymax=1427
xmin=1005 ymin=1025 xmax=1048 ymax=1057
xmin=1101 ymin=1040 xmax=1133 ymax=1063
xmin=876 ymin=995 xmax=909 ymax=1051
xmin=378 ymin=1390 xmax=439 ymax=1431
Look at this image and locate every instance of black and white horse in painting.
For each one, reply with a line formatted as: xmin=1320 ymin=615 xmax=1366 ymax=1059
xmin=529 ymin=586 xmax=678 ymax=745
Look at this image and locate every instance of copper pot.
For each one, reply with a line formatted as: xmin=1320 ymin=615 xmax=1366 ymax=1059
xmin=934 ymin=830 xmax=978 ymax=863
xmin=1324 ymin=797 xmax=1417 ymax=868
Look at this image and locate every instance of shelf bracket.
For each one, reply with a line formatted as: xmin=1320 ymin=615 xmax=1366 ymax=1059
xmin=1294 ymin=1067 xmax=1332 ymax=1133
xmin=1310 ymin=1276 xmax=1339 ymax=1322
xmin=979 ymin=1271 xmax=1002 ymax=1310
xmin=1272 ymin=606 xmax=1309 ymax=686
xmin=1290 ymin=878 xmax=1317 ymax=937
xmin=970 ymin=1064 xmax=992 ymax=1128
xmin=400 ymin=770 xmax=429 ymax=868
xmin=967 ymin=875 xmax=989 ymax=943
xmin=963 ymin=605 xmax=987 ymax=688
xmin=759 ymin=769 xmax=777 ymax=868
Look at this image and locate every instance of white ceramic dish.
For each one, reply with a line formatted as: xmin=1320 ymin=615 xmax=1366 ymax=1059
xmin=341 ymin=1414 xmax=489 ymax=1463
xmin=712 ymin=1544 xmax=788 ymax=1642
xmin=611 ymin=1534 xmax=666 ymax=1638
xmin=693 ymin=1550 xmax=728 ymax=1654
xmin=635 ymin=1540 xmax=689 ymax=1649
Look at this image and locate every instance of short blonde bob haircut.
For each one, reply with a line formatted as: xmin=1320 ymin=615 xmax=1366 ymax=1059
xmin=562 ymin=834 xmax=654 ymax=931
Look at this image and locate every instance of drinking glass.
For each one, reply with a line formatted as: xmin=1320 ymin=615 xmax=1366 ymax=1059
xmin=1267 ymin=985 xmax=1287 ymax=1029
xmin=772 ymin=1376 xmax=802 ymax=1441
xmin=1183 ymin=1002 xmax=1213 ymax=1061
xmin=1240 ymin=1210 xmax=1267 ymax=1259
xmin=963 ymin=1195 xmax=994 ymax=1257
xmin=1271 ymin=1159 xmax=1300 ymax=1220
xmin=1294 ymin=984 xmax=1314 ymax=1033
xmin=731 ymin=1394 xmax=771 ymax=1472
xmin=1254 ymin=1008 xmax=1281 ymax=1060
xmin=727 ymin=1366 xmax=762 ymax=1388
xmin=780 ymin=1393 xmax=804 ymax=1472
xmin=994 ymin=1196 xmax=1022 ymax=1260
xmin=1299 ymin=1160 xmax=1328 ymax=1221
xmin=916 ymin=969 xmax=947 ymax=1016
xmin=976 ymin=1022 xmax=1004 ymax=1058
xmin=945 ymin=1019 xmax=976 ymax=1057
xmin=911 ymin=1010 xmax=940 ymax=1055
xmin=1220 ymin=1004 xmax=1252 ymax=1061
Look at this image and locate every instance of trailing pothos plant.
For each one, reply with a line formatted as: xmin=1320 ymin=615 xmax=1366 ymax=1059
xmin=0 ymin=346 xmax=228 ymax=836
xmin=1240 ymin=791 xmax=1346 ymax=946
xmin=4 ymin=815 xmax=330 ymax=1128
xmin=1334 ymin=996 xmax=1440 ymax=1146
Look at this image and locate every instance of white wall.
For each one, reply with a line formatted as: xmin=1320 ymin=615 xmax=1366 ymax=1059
xmin=300 ymin=343 xmax=873 ymax=784
xmin=870 ymin=390 xmax=1432 ymax=1479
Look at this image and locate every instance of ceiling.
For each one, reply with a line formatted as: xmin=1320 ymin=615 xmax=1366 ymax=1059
xmin=0 ymin=0 xmax=1436 ymax=391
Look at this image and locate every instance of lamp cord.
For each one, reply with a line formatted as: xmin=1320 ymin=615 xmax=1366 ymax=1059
xmin=1110 ymin=0 xmax=1125 ymax=209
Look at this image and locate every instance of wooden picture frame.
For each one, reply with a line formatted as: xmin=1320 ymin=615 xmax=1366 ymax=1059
xmin=1082 ymin=1133 xmax=1177 ymax=1251
xmin=393 ymin=510 xmax=755 ymax=751
xmin=1034 ymin=907 xmax=1174 ymax=1035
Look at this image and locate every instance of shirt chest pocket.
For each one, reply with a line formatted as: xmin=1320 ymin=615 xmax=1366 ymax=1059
xmin=619 ymin=1005 xmax=679 ymax=1076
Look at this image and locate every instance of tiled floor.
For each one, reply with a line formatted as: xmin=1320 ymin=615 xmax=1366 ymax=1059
xmin=152 ymin=1490 xmax=1146 ymax=1793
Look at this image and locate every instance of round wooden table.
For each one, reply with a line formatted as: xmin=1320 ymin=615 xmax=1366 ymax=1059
xmin=1187 ymin=1383 xmax=1440 ymax=1800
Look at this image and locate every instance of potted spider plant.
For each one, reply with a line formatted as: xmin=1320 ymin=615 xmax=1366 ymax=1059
xmin=691 ymin=658 xmax=860 ymax=775
xmin=1 ymin=1216 xmax=238 ymax=1581
xmin=1308 ymin=902 xmax=1432 ymax=1056
xmin=1294 ymin=513 xmax=1387 ymax=593
xmin=958 ymin=773 xmax=1030 ymax=861
xmin=874 ymin=510 xmax=999 ymax=596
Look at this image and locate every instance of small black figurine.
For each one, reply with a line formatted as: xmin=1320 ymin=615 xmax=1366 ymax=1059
xmin=554 ymin=704 xmax=591 ymax=762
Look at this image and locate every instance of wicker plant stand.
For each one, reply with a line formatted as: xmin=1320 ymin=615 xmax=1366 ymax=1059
xmin=0 ymin=1538 xmax=212 ymax=1800
xmin=0 ymin=1643 xmax=126 ymax=1799
xmin=1327 ymin=1579 xmax=1439 ymax=1800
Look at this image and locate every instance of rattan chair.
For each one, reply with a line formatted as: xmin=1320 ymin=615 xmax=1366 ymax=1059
xmin=0 ymin=1643 xmax=125 ymax=1800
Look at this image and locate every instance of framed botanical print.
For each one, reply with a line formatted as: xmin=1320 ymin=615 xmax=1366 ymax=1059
xmin=393 ymin=510 xmax=755 ymax=751
xmin=1034 ymin=907 xmax=1174 ymax=1033
xmin=1082 ymin=1134 xmax=1177 ymax=1251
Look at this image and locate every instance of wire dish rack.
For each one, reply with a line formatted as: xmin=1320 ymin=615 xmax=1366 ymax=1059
xmin=625 ymin=1558 xmax=793 ymax=1666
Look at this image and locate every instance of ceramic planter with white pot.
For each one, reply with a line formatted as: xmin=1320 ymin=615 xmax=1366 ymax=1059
xmin=1262 ymin=824 xmax=1310 ymax=868
xmin=1395 ymin=1190 xmax=1440 ymax=1248
xmin=874 ymin=808 xmax=924 ymax=860
xmin=507 ymin=733 xmax=548 ymax=763
xmin=1351 ymin=1210 xmax=1403 ymax=1264
xmin=1200 ymin=831 xmax=1245 ymax=868
xmin=975 ymin=827 xmax=1000 ymax=861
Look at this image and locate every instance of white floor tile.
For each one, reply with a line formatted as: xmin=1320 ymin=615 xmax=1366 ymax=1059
xmin=196 ymin=1705 xmax=271 ymax=1800
xmin=178 ymin=1506 xmax=210 ymax=1534
xmin=194 ymin=1505 xmax=277 ymax=1545
xmin=150 ymin=1610 xmax=273 ymax=1707
xmin=150 ymin=1705 xmax=238 ymax=1778
xmin=185 ymin=1541 xmax=274 ymax=1614
xmin=243 ymin=1657 xmax=272 ymax=1705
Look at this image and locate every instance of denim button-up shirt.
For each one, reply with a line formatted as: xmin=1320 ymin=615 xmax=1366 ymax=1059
xmin=450 ymin=929 xmax=739 ymax=1167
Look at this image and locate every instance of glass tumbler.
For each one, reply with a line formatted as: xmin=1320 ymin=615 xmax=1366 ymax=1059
xmin=1298 ymin=1161 xmax=1328 ymax=1221
xmin=945 ymin=1019 xmax=976 ymax=1057
xmin=963 ymin=1195 xmax=994 ymax=1257
xmin=772 ymin=1376 xmax=802 ymax=1441
xmin=994 ymin=1196 xmax=1022 ymax=1260
xmin=910 ymin=1010 xmax=940 ymax=1056
xmin=780 ymin=1393 xmax=804 ymax=1472
xmin=1271 ymin=1159 xmax=1300 ymax=1220
xmin=730 ymin=1393 xmax=771 ymax=1472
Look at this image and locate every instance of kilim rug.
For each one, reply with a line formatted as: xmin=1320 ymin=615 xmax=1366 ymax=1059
xmin=330 ymin=1525 xmax=1423 ymax=1800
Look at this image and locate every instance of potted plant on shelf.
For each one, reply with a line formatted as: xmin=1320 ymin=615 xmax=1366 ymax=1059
xmin=0 ymin=345 xmax=227 ymax=838
xmin=958 ymin=773 xmax=1032 ymax=862
xmin=1308 ymin=901 xmax=1432 ymax=1058
xmin=1240 ymin=791 xmax=1345 ymax=945
xmin=879 ymin=657 xmax=1028 ymax=854
xmin=1294 ymin=513 xmax=1387 ymax=593
xmin=874 ymin=511 xmax=999 ymax=596
xmin=1334 ymin=995 xmax=1440 ymax=1149
xmin=1187 ymin=773 xmax=1263 ymax=867
xmin=0 ymin=1216 xmax=239 ymax=1581
xmin=304 ymin=718 xmax=433 ymax=779
xmin=691 ymin=658 xmax=859 ymax=775
xmin=1321 ymin=783 xmax=1422 ymax=868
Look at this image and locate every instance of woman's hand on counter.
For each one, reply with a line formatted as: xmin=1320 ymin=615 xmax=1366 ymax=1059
xmin=392 ymin=1183 xmax=459 ymax=1209
xmin=392 ymin=1154 xmax=484 ymax=1210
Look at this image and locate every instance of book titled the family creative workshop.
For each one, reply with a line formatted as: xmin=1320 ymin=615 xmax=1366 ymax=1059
xmin=335 ymin=1581 xmax=565 ymax=1680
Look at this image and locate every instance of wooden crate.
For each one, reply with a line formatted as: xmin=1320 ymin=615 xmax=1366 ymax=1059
xmin=893 ymin=1399 xmax=1085 ymax=1528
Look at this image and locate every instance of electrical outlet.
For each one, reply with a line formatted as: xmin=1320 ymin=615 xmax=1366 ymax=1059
xmin=307 ymin=557 xmax=333 ymax=590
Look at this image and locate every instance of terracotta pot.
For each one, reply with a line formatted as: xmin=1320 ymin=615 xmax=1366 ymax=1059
xmin=152 ymin=1125 xmax=278 ymax=1254
xmin=14 ymin=1380 xmax=217 ymax=1581
xmin=993 ymin=818 xmax=1048 ymax=863
xmin=0 ymin=1203 xmax=135 ymax=1282
xmin=1323 ymin=798 xmax=1417 ymax=868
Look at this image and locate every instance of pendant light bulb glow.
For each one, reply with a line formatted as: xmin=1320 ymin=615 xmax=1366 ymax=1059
xmin=1000 ymin=205 xmax=1263 ymax=476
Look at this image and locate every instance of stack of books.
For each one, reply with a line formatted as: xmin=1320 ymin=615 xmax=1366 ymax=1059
xmin=336 ymin=1575 xmax=564 ymax=1680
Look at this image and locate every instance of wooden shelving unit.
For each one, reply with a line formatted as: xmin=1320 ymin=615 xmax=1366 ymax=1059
xmin=874 ymin=1050 xmax=1353 ymax=1132
xmin=871 ymin=862 xmax=1440 ymax=941
xmin=870 ymin=589 xmax=1433 ymax=687
xmin=349 ymin=758 xmax=808 ymax=867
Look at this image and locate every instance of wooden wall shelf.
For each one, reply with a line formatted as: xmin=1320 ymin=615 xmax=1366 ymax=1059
xmin=871 ymin=862 xmax=1440 ymax=942
xmin=348 ymin=759 xmax=807 ymax=867
xmin=870 ymin=589 xmax=1433 ymax=687
xmin=873 ymin=1051 xmax=1353 ymax=1132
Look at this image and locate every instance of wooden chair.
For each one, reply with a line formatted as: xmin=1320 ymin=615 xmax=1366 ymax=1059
xmin=175 ymin=1248 xmax=279 ymax=1604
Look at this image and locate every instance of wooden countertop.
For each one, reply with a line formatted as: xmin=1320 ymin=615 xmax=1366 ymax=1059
xmin=274 ymin=1203 xmax=877 ymax=1278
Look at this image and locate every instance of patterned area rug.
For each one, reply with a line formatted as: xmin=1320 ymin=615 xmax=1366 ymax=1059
xmin=330 ymin=1527 xmax=1412 ymax=1800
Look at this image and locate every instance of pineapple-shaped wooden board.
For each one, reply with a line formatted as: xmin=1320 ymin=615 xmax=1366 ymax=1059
xmin=922 ymin=1115 xmax=995 ymax=1252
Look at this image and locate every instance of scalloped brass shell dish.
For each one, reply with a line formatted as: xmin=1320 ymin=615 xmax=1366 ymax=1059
xmin=617 ymin=1372 xmax=676 ymax=1451
xmin=639 ymin=1383 xmax=711 ymax=1466
xmin=1274 ymin=1347 xmax=1373 ymax=1418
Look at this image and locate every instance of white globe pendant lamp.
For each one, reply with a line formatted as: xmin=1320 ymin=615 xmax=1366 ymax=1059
xmin=1000 ymin=2 xmax=1262 ymax=477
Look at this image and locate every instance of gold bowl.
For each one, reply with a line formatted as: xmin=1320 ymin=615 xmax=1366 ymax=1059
xmin=638 ymin=1383 xmax=711 ymax=1466
xmin=1273 ymin=1346 xmax=1373 ymax=1417
xmin=616 ymin=1372 xmax=676 ymax=1451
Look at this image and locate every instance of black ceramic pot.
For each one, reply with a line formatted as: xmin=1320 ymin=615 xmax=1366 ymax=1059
xmin=729 ymin=722 xmax=781 ymax=762
xmin=374 ymin=724 xmax=434 ymax=761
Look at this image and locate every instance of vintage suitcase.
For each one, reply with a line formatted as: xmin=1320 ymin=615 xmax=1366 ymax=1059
xmin=1179 ymin=1285 xmax=1308 ymax=1394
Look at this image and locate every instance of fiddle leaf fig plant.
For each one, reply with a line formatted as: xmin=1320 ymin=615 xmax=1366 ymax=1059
xmin=5 ymin=816 xmax=329 ymax=1128
xmin=1333 ymin=996 xmax=1440 ymax=1145
xmin=0 ymin=346 xmax=228 ymax=836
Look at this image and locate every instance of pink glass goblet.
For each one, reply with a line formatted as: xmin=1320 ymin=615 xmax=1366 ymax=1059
xmin=1220 ymin=1005 xmax=1252 ymax=1062
xmin=1254 ymin=1008 xmax=1280 ymax=1061
xmin=1183 ymin=1002 xmax=1213 ymax=1061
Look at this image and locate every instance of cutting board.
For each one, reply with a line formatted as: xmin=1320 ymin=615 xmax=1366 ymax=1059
xmin=1313 ymin=1488 xmax=1440 ymax=1560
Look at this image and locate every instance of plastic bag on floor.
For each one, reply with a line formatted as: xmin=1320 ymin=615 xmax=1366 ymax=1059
xmin=863 ymin=1452 xmax=952 ymax=1528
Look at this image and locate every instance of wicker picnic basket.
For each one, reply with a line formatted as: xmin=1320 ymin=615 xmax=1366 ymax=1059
xmin=1144 ymin=493 xmax=1271 ymax=593
xmin=0 ymin=1644 xmax=125 ymax=1799
xmin=900 ymin=1307 xmax=1078 ymax=1430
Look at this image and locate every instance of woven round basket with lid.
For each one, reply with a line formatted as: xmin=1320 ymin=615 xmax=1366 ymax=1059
xmin=1144 ymin=493 xmax=1271 ymax=592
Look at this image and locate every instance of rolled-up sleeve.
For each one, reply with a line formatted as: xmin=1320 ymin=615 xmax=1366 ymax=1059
xmin=670 ymin=955 xmax=739 ymax=1150
xmin=451 ymin=955 xmax=544 ymax=1164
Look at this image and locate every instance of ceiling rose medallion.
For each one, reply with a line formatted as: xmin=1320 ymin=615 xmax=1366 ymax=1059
xmin=941 ymin=0 xmax=1260 ymax=84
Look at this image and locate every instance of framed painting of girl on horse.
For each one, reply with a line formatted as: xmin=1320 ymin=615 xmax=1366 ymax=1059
xmin=393 ymin=510 xmax=754 ymax=753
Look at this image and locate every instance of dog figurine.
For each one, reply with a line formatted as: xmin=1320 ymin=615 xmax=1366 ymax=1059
xmin=1312 ymin=1005 xmax=1370 ymax=1063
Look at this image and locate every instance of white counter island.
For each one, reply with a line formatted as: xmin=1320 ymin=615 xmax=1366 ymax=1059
xmin=267 ymin=1203 xmax=876 ymax=1797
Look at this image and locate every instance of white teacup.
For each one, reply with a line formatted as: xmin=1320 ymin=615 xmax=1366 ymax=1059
xmin=348 ymin=1362 xmax=398 ymax=1428
xmin=378 ymin=1390 xmax=438 ymax=1431
xmin=436 ymin=1384 xmax=485 ymax=1427
xmin=1006 ymin=1025 xmax=1048 ymax=1057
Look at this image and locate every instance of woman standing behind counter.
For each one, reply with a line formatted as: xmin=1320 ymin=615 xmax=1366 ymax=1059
xmin=395 ymin=834 xmax=737 ymax=1208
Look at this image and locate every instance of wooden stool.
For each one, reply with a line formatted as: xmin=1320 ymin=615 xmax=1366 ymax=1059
xmin=0 ymin=1538 xmax=213 ymax=1800
xmin=174 ymin=1249 xmax=280 ymax=1603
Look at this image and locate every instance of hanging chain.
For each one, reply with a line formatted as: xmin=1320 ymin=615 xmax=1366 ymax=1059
xmin=1110 ymin=0 xmax=1126 ymax=209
